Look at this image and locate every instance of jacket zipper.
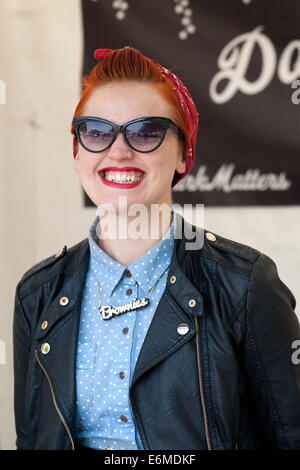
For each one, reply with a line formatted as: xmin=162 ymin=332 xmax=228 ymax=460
xmin=194 ymin=315 xmax=212 ymax=450
xmin=35 ymin=349 xmax=75 ymax=450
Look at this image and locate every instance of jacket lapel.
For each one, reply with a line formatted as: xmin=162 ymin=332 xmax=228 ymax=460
xmin=34 ymin=239 xmax=91 ymax=428
xmin=131 ymin=215 xmax=204 ymax=386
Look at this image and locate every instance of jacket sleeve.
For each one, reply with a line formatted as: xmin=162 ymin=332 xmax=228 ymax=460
xmin=243 ymin=252 xmax=300 ymax=449
xmin=13 ymin=283 xmax=31 ymax=450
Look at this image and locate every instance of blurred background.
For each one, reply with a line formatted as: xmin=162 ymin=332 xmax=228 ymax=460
xmin=0 ymin=0 xmax=299 ymax=450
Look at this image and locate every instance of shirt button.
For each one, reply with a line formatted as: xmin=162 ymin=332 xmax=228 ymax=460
xmin=120 ymin=415 xmax=128 ymax=423
xmin=119 ymin=372 xmax=125 ymax=379
xmin=105 ymin=446 xmax=113 ymax=450
xmin=122 ymin=327 xmax=129 ymax=335
xmin=125 ymin=270 xmax=132 ymax=278
xmin=126 ymin=289 xmax=132 ymax=295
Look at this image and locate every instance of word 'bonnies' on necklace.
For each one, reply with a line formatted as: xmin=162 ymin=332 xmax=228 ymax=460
xmin=96 ymin=271 xmax=166 ymax=321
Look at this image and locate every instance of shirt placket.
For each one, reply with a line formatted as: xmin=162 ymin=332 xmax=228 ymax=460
xmin=106 ymin=268 xmax=139 ymax=449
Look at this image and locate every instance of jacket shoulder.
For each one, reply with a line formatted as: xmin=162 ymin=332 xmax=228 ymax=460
xmin=17 ymin=239 xmax=88 ymax=297
xmin=21 ymin=246 xmax=67 ymax=279
xmin=178 ymin=214 xmax=260 ymax=266
xmin=202 ymin=228 xmax=261 ymax=266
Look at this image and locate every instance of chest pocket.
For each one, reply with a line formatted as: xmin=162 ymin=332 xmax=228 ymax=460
xmin=76 ymin=342 xmax=97 ymax=416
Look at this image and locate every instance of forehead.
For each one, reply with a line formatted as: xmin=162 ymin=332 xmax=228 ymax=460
xmin=83 ymin=80 xmax=175 ymax=123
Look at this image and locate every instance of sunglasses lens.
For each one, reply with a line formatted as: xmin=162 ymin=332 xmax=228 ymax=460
xmin=125 ymin=120 xmax=165 ymax=151
xmin=78 ymin=121 xmax=114 ymax=151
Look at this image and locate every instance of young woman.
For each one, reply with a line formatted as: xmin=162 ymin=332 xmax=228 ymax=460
xmin=13 ymin=47 xmax=300 ymax=450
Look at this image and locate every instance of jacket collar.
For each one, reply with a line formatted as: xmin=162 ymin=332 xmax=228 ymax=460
xmin=35 ymin=239 xmax=90 ymax=341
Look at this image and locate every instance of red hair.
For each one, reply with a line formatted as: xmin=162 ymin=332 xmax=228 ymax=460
xmin=71 ymin=47 xmax=190 ymax=169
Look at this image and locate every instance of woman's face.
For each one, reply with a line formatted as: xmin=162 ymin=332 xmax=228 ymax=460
xmin=74 ymin=81 xmax=186 ymax=213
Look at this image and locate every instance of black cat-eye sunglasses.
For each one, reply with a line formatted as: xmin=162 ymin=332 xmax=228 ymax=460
xmin=73 ymin=116 xmax=184 ymax=153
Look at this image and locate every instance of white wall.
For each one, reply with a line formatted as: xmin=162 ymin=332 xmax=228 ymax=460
xmin=0 ymin=0 xmax=299 ymax=450
xmin=0 ymin=0 xmax=84 ymax=450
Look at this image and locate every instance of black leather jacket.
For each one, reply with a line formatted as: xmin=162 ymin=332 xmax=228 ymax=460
xmin=13 ymin=215 xmax=300 ymax=450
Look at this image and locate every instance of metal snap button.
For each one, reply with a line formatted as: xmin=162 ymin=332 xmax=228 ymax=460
xmin=170 ymin=275 xmax=176 ymax=284
xmin=41 ymin=321 xmax=48 ymax=330
xmin=105 ymin=446 xmax=113 ymax=450
xmin=177 ymin=323 xmax=190 ymax=335
xmin=206 ymin=232 xmax=216 ymax=242
xmin=59 ymin=296 xmax=69 ymax=306
xmin=189 ymin=299 xmax=196 ymax=308
xmin=41 ymin=343 xmax=50 ymax=354
xmin=54 ymin=247 xmax=64 ymax=258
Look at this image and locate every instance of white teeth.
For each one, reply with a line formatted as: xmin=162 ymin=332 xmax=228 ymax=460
xmin=103 ymin=172 xmax=143 ymax=184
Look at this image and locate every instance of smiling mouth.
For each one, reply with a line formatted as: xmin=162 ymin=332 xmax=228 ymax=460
xmin=98 ymin=169 xmax=146 ymax=185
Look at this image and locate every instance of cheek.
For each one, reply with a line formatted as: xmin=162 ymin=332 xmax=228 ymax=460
xmin=76 ymin=150 xmax=100 ymax=173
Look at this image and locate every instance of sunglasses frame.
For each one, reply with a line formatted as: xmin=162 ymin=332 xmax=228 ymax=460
xmin=73 ymin=116 xmax=184 ymax=153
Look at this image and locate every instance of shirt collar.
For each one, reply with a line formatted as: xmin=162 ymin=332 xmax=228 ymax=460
xmin=127 ymin=212 xmax=176 ymax=296
xmin=88 ymin=217 xmax=125 ymax=298
xmin=88 ymin=211 xmax=177 ymax=298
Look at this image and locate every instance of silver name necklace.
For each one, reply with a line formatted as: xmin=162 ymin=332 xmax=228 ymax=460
xmin=96 ymin=270 xmax=166 ymax=321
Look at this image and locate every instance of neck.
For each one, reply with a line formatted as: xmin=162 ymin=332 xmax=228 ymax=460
xmin=97 ymin=205 xmax=173 ymax=266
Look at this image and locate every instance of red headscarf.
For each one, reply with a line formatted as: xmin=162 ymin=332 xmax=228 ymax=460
xmin=74 ymin=48 xmax=198 ymax=187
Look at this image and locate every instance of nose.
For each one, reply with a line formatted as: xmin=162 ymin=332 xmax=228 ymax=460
xmin=106 ymin=132 xmax=134 ymax=161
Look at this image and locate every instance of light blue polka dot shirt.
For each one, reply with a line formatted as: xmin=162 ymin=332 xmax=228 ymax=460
xmin=74 ymin=212 xmax=177 ymax=450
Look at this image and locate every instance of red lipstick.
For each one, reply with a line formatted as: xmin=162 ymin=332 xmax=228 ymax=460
xmin=98 ymin=166 xmax=146 ymax=189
